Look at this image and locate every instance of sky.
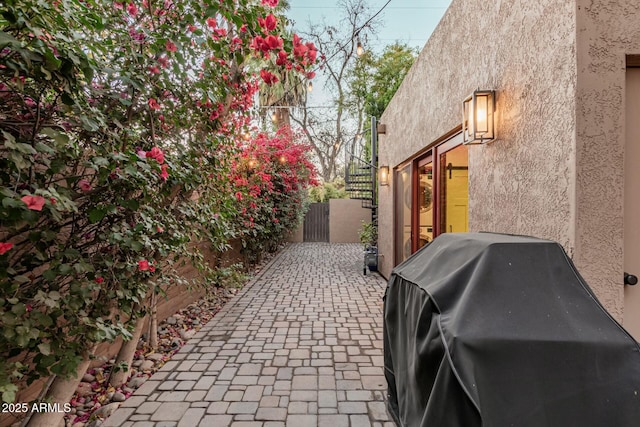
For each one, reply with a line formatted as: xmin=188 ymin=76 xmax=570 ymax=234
xmin=287 ymin=0 xmax=452 ymax=53
xmin=285 ymin=0 xmax=453 ymax=105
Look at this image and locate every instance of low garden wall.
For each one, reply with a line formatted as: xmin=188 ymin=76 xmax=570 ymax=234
xmin=287 ymin=199 xmax=372 ymax=243
xmin=329 ymin=199 xmax=371 ymax=243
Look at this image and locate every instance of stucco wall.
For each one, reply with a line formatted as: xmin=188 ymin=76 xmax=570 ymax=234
xmin=286 ymin=222 xmax=304 ymax=242
xmin=285 ymin=199 xmax=370 ymax=243
xmin=574 ymin=0 xmax=640 ymax=320
xmin=379 ymin=0 xmax=577 ymax=280
xmin=329 ymin=198 xmax=371 ymax=243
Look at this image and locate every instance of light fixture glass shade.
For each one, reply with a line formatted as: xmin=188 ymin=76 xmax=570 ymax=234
xmin=379 ymin=166 xmax=390 ymax=186
xmin=356 ymin=39 xmax=364 ymax=56
xmin=462 ymin=90 xmax=495 ymax=144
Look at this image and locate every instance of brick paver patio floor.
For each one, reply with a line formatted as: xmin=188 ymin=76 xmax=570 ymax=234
xmin=104 ymin=243 xmax=393 ymax=427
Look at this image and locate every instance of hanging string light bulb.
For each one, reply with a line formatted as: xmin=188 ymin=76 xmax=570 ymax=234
xmin=356 ymin=37 xmax=364 ymax=56
xmin=307 ymin=80 xmax=313 ymax=92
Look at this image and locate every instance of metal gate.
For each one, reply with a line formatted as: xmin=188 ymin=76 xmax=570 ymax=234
xmin=303 ymin=203 xmax=329 ymax=242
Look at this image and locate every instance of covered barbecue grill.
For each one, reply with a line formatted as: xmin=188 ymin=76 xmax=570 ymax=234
xmin=383 ymin=233 xmax=640 ymax=427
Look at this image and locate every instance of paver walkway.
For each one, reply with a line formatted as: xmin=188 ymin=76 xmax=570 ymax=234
xmin=104 ymin=243 xmax=393 ymax=427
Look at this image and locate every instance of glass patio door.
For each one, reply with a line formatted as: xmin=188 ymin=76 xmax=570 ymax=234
xmin=416 ymin=157 xmax=434 ymax=250
xmin=437 ymin=142 xmax=469 ymax=235
xmin=395 ymin=133 xmax=468 ymax=265
xmin=394 ymin=164 xmax=412 ymax=264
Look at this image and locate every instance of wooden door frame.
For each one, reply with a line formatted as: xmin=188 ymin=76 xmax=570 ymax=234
xmin=393 ymin=164 xmax=412 ymax=265
xmin=403 ymin=132 xmax=466 ymax=256
xmin=392 ymin=131 xmax=467 ymax=265
xmin=411 ymin=154 xmax=433 ymax=253
xmin=433 ymin=133 xmax=465 ymax=236
xmin=624 ymin=65 xmax=640 ymax=338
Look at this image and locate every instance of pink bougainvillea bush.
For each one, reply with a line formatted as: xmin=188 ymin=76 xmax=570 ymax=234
xmin=0 ymin=0 xmax=316 ymax=404
xmin=231 ymin=127 xmax=317 ymax=260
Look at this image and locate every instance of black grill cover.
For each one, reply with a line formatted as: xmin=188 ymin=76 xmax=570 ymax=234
xmin=383 ymin=233 xmax=640 ymax=427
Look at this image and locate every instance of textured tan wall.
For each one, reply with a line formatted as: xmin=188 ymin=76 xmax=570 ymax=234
xmin=379 ymin=0 xmax=577 ymax=280
xmin=329 ymin=198 xmax=371 ymax=243
xmin=573 ymin=0 xmax=640 ymax=320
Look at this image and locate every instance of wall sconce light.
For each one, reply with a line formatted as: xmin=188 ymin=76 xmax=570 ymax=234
xmin=356 ymin=38 xmax=364 ymax=56
xmin=462 ymin=89 xmax=495 ymax=144
xmin=379 ymin=166 xmax=390 ymax=186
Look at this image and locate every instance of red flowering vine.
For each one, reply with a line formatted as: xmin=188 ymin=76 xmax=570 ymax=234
xmin=0 ymin=0 xmax=319 ymax=411
xmin=230 ymin=127 xmax=317 ymax=254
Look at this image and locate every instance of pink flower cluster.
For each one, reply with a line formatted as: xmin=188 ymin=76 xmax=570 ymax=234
xmin=165 ymin=40 xmax=177 ymax=52
xmin=230 ymin=128 xmax=317 ymax=234
xmin=258 ymin=14 xmax=277 ymax=32
xmin=114 ymin=2 xmax=138 ymax=17
xmin=250 ymin=34 xmax=283 ymax=53
xmin=148 ymin=98 xmax=161 ymax=110
xmin=0 ymin=242 xmax=13 ymax=255
xmin=78 ymin=179 xmax=92 ymax=192
xmin=21 ymin=195 xmax=45 ymax=211
xmin=147 ymin=147 xmax=165 ymax=164
xmin=293 ymin=34 xmax=317 ymax=66
xmin=260 ymin=69 xmax=278 ymax=85
xmin=137 ymin=147 xmax=169 ymax=180
xmin=137 ymin=146 xmax=164 ymax=164
xmin=138 ymin=259 xmax=156 ymax=272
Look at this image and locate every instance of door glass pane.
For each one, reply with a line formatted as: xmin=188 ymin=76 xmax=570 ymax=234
xmin=440 ymin=144 xmax=469 ymax=233
xmin=395 ymin=164 xmax=412 ymax=263
xmin=417 ymin=162 xmax=433 ymax=249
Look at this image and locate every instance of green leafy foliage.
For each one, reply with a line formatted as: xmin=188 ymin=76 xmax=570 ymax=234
xmin=358 ymin=221 xmax=377 ymax=248
xmin=351 ymin=42 xmax=417 ymax=119
xmin=308 ymin=179 xmax=348 ymax=203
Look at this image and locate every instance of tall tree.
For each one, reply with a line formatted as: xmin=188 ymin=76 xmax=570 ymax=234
xmin=364 ymin=42 xmax=417 ymax=119
xmin=290 ymin=0 xmax=378 ymax=182
xmin=348 ymin=42 xmax=416 ymax=160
